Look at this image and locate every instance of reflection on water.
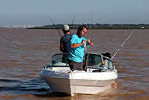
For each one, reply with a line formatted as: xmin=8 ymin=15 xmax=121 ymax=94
xmin=0 ymin=29 xmax=149 ymax=100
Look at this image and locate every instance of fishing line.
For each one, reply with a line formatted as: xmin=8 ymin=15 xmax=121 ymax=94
xmin=49 ymin=16 xmax=62 ymax=37
xmin=111 ymin=30 xmax=135 ymax=60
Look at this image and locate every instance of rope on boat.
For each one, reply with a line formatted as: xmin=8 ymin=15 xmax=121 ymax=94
xmin=111 ymin=30 xmax=135 ymax=60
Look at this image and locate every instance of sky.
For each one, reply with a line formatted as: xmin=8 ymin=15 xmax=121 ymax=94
xmin=0 ymin=0 xmax=149 ymax=25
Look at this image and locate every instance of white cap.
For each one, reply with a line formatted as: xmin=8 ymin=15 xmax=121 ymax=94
xmin=62 ymin=24 xmax=69 ymax=31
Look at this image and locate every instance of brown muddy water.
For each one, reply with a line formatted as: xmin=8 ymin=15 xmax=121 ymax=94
xmin=0 ymin=29 xmax=149 ymax=100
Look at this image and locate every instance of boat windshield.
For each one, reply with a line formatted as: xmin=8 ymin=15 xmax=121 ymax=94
xmin=48 ymin=53 xmax=69 ymax=66
xmin=86 ymin=53 xmax=114 ymax=70
xmin=48 ymin=53 xmax=114 ymax=69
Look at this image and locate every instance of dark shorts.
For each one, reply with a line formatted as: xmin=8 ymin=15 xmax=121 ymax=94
xmin=67 ymin=59 xmax=83 ymax=71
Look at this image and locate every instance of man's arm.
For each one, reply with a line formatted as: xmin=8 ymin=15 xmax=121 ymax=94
xmin=60 ymin=38 xmax=65 ymax=53
xmin=70 ymin=39 xmax=85 ymax=48
xmin=60 ymin=43 xmax=65 ymax=52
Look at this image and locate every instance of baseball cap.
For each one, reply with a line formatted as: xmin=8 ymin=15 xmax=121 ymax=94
xmin=62 ymin=24 xmax=69 ymax=31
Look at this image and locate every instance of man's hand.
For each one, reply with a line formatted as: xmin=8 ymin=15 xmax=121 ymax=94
xmin=82 ymin=39 xmax=86 ymax=45
xmin=87 ymin=39 xmax=94 ymax=45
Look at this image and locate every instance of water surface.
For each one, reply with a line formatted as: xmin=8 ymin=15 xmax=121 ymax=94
xmin=0 ymin=29 xmax=149 ymax=100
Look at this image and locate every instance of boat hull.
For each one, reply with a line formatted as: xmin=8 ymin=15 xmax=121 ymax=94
xmin=40 ymin=68 xmax=118 ymax=96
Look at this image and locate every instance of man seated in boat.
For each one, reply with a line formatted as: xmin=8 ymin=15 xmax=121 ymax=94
xmin=102 ymin=52 xmax=112 ymax=69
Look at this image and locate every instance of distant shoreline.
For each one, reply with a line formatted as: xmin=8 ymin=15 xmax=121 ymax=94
xmin=27 ymin=24 xmax=149 ymax=29
xmin=27 ymin=27 xmax=149 ymax=29
xmin=1 ymin=24 xmax=149 ymax=29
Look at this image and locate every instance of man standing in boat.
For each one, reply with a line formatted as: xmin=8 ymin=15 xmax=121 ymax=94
xmin=67 ymin=25 xmax=93 ymax=71
xmin=60 ymin=24 xmax=73 ymax=53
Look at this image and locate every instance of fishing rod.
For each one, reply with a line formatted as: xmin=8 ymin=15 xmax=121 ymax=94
xmin=83 ymin=10 xmax=93 ymax=52
xmin=111 ymin=30 xmax=135 ymax=60
xmin=49 ymin=16 xmax=62 ymax=37
xmin=87 ymin=9 xmax=93 ymax=39
xmin=72 ymin=12 xmax=76 ymax=28
xmin=86 ymin=10 xmax=93 ymax=50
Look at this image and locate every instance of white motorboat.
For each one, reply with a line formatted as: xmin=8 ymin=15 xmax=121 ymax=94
xmin=40 ymin=53 xmax=118 ymax=96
